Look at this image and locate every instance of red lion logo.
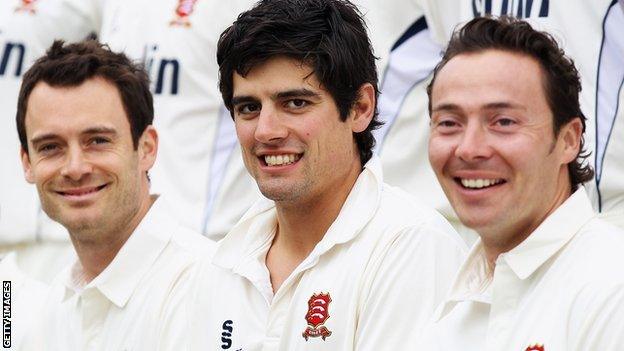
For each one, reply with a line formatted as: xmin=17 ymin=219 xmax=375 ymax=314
xmin=526 ymin=344 xmax=545 ymax=351
xmin=15 ymin=0 xmax=38 ymax=13
xmin=170 ymin=0 xmax=198 ymax=26
xmin=302 ymin=292 xmax=332 ymax=341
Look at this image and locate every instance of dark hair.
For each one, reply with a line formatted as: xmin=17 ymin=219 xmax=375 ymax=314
xmin=427 ymin=16 xmax=594 ymax=191
xmin=217 ymin=0 xmax=381 ymax=164
xmin=17 ymin=40 xmax=153 ymax=152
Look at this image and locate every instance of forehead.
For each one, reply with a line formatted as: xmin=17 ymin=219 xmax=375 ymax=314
xmin=432 ymin=49 xmax=549 ymax=111
xmin=232 ymin=56 xmax=324 ymax=96
xmin=25 ymin=77 xmax=130 ymax=139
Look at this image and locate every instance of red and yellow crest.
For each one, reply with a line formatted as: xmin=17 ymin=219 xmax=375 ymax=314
xmin=302 ymin=292 xmax=332 ymax=341
xmin=14 ymin=0 xmax=38 ymax=13
xmin=526 ymin=344 xmax=545 ymax=351
xmin=169 ymin=0 xmax=198 ymax=27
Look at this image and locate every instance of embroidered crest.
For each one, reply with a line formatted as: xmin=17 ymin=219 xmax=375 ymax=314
xmin=302 ymin=292 xmax=332 ymax=341
xmin=169 ymin=0 xmax=198 ymax=27
xmin=14 ymin=0 xmax=38 ymax=13
xmin=526 ymin=344 xmax=545 ymax=351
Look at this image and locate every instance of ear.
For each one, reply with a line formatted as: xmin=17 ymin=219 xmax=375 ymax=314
xmin=349 ymin=83 xmax=375 ymax=133
xmin=559 ymin=117 xmax=582 ymax=165
xmin=137 ymin=126 xmax=158 ymax=173
xmin=20 ymin=148 xmax=35 ymax=184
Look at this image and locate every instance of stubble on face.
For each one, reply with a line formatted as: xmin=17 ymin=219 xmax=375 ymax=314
xmin=39 ymin=155 xmax=143 ymax=243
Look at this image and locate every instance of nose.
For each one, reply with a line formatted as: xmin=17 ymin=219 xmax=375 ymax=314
xmin=60 ymin=146 xmax=93 ymax=181
xmin=254 ymin=106 xmax=288 ymax=144
xmin=454 ymin=123 xmax=492 ymax=162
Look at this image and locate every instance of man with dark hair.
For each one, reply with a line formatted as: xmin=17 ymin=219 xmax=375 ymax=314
xmin=189 ymin=0 xmax=466 ymax=349
xmin=423 ymin=17 xmax=624 ymax=350
xmin=17 ymin=40 xmax=213 ymax=350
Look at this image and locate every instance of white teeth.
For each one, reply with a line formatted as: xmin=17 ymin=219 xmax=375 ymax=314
xmin=264 ymin=154 xmax=300 ymax=166
xmin=460 ymin=178 xmax=503 ymax=189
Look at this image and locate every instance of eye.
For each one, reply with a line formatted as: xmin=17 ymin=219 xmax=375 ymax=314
xmin=38 ymin=143 xmax=59 ymax=154
xmin=438 ymin=120 xmax=458 ymax=128
xmin=236 ymin=103 xmax=261 ymax=115
xmin=285 ymin=99 xmax=308 ymax=109
xmin=89 ymin=136 xmax=110 ymax=145
xmin=494 ymin=117 xmax=516 ymax=127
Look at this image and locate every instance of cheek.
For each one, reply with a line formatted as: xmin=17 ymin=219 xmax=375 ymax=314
xmin=31 ymin=161 xmax=59 ymax=185
xmin=235 ymin=123 xmax=256 ymax=149
xmin=428 ymin=137 xmax=453 ymax=173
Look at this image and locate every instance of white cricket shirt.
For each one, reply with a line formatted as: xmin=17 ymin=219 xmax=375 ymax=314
xmin=0 ymin=252 xmax=49 ymax=351
xmin=419 ymin=188 xmax=624 ymax=350
xmin=189 ymin=157 xmax=467 ymax=350
xmin=22 ymin=197 xmax=215 ymax=351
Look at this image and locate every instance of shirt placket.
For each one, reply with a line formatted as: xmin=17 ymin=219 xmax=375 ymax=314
xmin=486 ymin=257 xmax=522 ymax=351
xmin=79 ymin=288 xmax=110 ymax=351
xmin=262 ymin=256 xmax=320 ymax=351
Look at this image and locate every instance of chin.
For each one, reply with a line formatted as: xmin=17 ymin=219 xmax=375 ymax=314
xmin=259 ymin=188 xmax=295 ymax=202
xmin=56 ymin=211 xmax=102 ymax=232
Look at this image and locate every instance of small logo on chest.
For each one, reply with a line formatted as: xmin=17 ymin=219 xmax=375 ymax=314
xmin=221 ymin=320 xmax=234 ymax=349
xmin=14 ymin=0 xmax=38 ymax=13
xmin=302 ymin=292 xmax=332 ymax=341
xmin=169 ymin=0 xmax=198 ymax=27
xmin=526 ymin=344 xmax=545 ymax=351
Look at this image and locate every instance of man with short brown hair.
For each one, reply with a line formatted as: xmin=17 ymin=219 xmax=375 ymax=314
xmin=423 ymin=17 xmax=624 ymax=350
xmin=18 ymin=40 xmax=212 ymax=350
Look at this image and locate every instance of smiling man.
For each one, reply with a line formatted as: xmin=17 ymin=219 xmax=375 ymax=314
xmin=16 ymin=40 xmax=213 ymax=350
xmin=189 ymin=0 xmax=466 ymax=350
xmin=422 ymin=17 xmax=624 ymax=350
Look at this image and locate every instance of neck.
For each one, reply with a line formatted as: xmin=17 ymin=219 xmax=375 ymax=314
xmin=274 ymin=163 xmax=361 ymax=257
xmin=265 ymin=159 xmax=363 ymax=293
xmin=70 ymin=195 xmax=156 ymax=283
xmin=482 ymin=180 xmax=572 ymax=268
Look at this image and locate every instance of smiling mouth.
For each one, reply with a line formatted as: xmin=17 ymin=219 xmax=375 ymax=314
xmin=261 ymin=153 xmax=302 ymax=167
xmin=56 ymin=184 xmax=108 ymax=197
xmin=455 ymin=178 xmax=506 ymax=189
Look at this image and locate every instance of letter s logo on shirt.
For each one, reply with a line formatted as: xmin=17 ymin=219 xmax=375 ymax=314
xmin=221 ymin=320 xmax=233 ymax=349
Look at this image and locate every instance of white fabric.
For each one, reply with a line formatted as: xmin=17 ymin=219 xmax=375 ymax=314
xmin=189 ymin=157 xmax=467 ymax=350
xmin=23 ymin=197 xmax=215 ymax=351
xmin=0 ymin=252 xmax=49 ymax=351
xmin=419 ymin=188 xmax=624 ymax=350
xmin=98 ymin=0 xmax=260 ymax=241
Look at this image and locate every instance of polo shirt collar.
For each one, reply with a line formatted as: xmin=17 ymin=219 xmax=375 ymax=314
xmin=61 ymin=196 xmax=174 ymax=308
xmin=437 ymin=187 xmax=594 ymax=320
xmin=503 ymin=187 xmax=594 ymax=279
xmin=213 ymin=156 xmax=384 ymax=271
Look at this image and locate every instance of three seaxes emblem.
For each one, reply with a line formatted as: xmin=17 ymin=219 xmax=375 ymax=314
xmin=302 ymin=292 xmax=332 ymax=341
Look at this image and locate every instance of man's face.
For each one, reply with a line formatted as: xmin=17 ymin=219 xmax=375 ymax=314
xmin=21 ymin=77 xmax=157 ymax=239
xmin=232 ymin=56 xmax=371 ymax=205
xmin=428 ymin=49 xmax=579 ymax=250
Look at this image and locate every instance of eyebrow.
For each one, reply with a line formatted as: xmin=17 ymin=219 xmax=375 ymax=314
xmin=432 ymin=101 xmax=526 ymax=113
xmin=274 ymin=88 xmax=321 ymax=100
xmin=30 ymin=126 xmax=118 ymax=146
xmin=231 ymin=95 xmax=259 ymax=107
xmin=231 ymin=88 xmax=322 ymax=106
